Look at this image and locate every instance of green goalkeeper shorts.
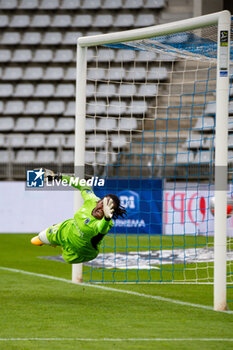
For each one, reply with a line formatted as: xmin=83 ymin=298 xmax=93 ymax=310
xmin=41 ymin=220 xmax=99 ymax=264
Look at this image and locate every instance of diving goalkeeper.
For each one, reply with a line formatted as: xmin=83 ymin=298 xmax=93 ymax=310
xmin=31 ymin=169 xmax=127 ymax=264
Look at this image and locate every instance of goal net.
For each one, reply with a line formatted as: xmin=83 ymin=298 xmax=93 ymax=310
xmin=74 ymin=12 xmax=233 ymax=311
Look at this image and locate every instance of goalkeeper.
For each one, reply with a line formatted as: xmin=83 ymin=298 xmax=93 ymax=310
xmin=31 ymin=169 xmax=127 ymax=264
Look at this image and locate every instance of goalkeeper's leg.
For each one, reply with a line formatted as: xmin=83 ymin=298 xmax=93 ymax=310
xmin=31 ymin=223 xmax=62 ymax=247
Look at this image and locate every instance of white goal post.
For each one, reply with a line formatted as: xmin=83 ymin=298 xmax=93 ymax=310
xmin=73 ymin=11 xmax=231 ymax=312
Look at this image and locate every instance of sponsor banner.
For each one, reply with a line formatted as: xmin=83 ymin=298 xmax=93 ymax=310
xmin=95 ymin=179 xmax=163 ymax=234
xmin=164 ymin=182 xmax=233 ymax=236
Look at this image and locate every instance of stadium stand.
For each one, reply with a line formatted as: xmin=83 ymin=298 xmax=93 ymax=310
xmin=0 ymin=0 xmax=205 ymax=179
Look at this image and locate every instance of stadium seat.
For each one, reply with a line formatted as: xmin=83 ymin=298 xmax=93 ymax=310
xmin=228 ymin=117 xmax=233 ymax=130
xmin=114 ymin=14 xmax=134 ymax=27
xmin=195 ymin=117 xmax=214 ymax=130
xmin=0 ymin=84 xmax=13 ymax=97
xmin=147 ymin=67 xmax=168 ymax=80
xmin=21 ymin=32 xmax=41 ymax=45
xmin=25 ymin=134 xmax=45 ymax=148
xmin=45 ymin=101 xmax=65 ymax=115
xmin=72 ymin=15 xmax=92 ymax=27
xmin=110 ymin=134 xmax=127 ymax=148
xmin=107 ymin=67 xmax=125 ymax=80
xmin=2 ymin=67 xmax=23 ymax=80
xmin=51 ymin=15 xmax=71 ymax=27
xmin=137 ymin=84 xmax=158 ymax=97
xmin=0 ymin=0 xmax=17 ymax=8
xmin=65 ymin=134 xmax=75 ymax=148
xmin=23 ymin=67 xmax=43 ymax=80
xmin=55 ymin=84 xmax=75 ymax=97
xmin=175 ymin=152 xmax=194 ymax=164
xmin=30 ymin=15 xmax=50 ymax=27
xmin=126 ymin=67 xmax=146 ymax=80
xmin=94 ymin=14 xmax=113 ymax=27
xmin=87 ymin=49 xmax=94 ymax=62
xmin=0 ymin=50 xmax=11 ymax=62
xmin=86 ymin=84 xmax=95 ymax=98
xmin=86 ymin=134 xmax=106 ymax=148
xmin=1 ymin=32 xmax=20 ymax=45
xmin=0 ymin=134 xmax=5 ymax=147
xmin=64 ymin=101 xmax=75 ymax=116
xmin=7 ymin=134 xmax=25 ymax=148
xmin=53 ymin=49 xmax=73 ymax=62
xmin=15 ymin=150 xmax=35 ymax=163
xmin=107 ymin=100 xmax=127 ymax=115
xmin=43 ymin=32 xmax=62 ymax=45
xmin=82 ymin=0 xmax=101 ymax=8
xmin=86 ymin=118 xmax=96 ymax=131
xmin=33 ymin=49 xmax=53 ymax=62
xmin=194 ymin=150 xmax=212 ymax=163
xmin=14 ymin=117 xmax=35 ymax=132
xmin=0 ymin=117 xmax=14 ymax=131
xmin=96 ymin=152 xmax=109 ymax=164
xmin=35 ymin=117 xmax=55 ymax=132
xmin=97 ymin=49 xmax=115 ymax=62
xmin=11 ymin=49 xmax=32 ymax=62
xmin=184 ymin=134 xmax=203 ymax=149
xmin=144 ymin=0 xmax=165 ymax=8
xmin=24 ymin=101 xmax=44 ymax=115
xmin=118 ymin=84 xmax=136 ymax=97
xmin=119 ymin=117 xmax=137 ymax=130
xmin=4 ymin=101 xmax=24 ymax=115
xmin=55 ymin=118 xmax=75 ymax=132
xmin=64 ymin=67 xmax=76 ymax=81
xmin=0 ymin=150 xmax=13 ymax=162
xmin=85 ymin=151 xmax=95 ymax=163
xmin=0 ymin=15 xmax=9 ymax=27
xmin=34 ymin=84 xmax=54 ymax=97
xmin=97 ymin=84 xmax=116 ymax=98
xmin=96 ymin=118 xmax=117 ymax=130
xmin=135 ymin=14 xmax=156 ymax=27
xmin=87 ymin=100 xmax=107 ymax=116
xmin=19 ymin=0 xmax=38 ymax=9
xmin=63 ymin=32 xmax=82 ymax=44
xmin=137 ymin=50 xmax=157 ymax=61
xmin=127 ymin=100 xmax=147 ymax=115
xmin=36 ymin=150 xmax=56 ymax=163
xmin=123 ymin=0 xmax=143 ymax=8
xmin=115 ymin=49 xmax=136 ymax=62
xmin=10 ymin=15 xmax=30 ymax=27
xmin=46 ymin=134 xmax=66 ymax=147
xmin=204 ymin=102 xmax=216 ymax=115
xmin=228 ymin=151 xmax=233 ymax=162
xmin=43 ymin=67 xmax=64 ymax=81
xmin=60 ymin=150 xmax=74 ymax=163
xmin=88 ymin=68 xmax=106 ymax=81
xmin=102 ymin=0 xmax=122 ymax=9
xmin=157 ymin=53 xmax=176 ymax=62
xmin=60 ymin=0 xmax=81 ymax=9
xmin=40 ymin=0 xmax=59 ymax=8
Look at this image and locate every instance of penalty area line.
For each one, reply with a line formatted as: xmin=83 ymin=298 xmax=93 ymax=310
xmin=0 ymin=338 xmax=233 ymax=342
xmin=0 ymin=266 xmax=233 ymax=314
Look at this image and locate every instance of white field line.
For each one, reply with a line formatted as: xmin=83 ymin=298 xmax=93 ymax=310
xmin=0 ymin=338 xmax=233 ymax=342
xmin=1 ymin=266 xmax=233 ymax=315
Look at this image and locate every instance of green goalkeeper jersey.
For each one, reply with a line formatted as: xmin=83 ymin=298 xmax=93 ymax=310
xmin=46 ymin=175 xmax=113 ymax=264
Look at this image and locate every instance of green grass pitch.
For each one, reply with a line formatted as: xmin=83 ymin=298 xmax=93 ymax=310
xmin=0 ymin=233 xmax=233 ymax=350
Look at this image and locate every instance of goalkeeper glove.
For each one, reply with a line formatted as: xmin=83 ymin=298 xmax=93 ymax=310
xmin=33 ymin=168 xmax=61 ymax=183
xmin=103 ymin=197 xmax=114 ymax=219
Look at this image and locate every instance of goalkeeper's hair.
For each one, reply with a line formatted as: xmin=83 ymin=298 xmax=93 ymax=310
xmin=105 ymin=194 xmax=127 ymax=219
